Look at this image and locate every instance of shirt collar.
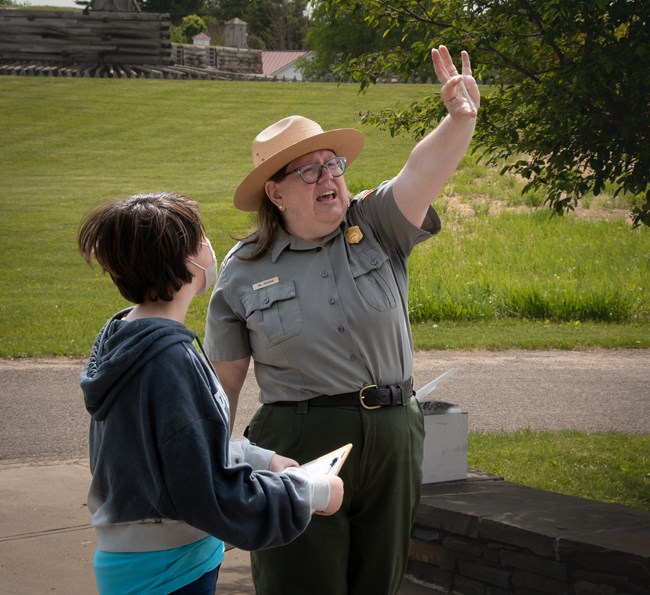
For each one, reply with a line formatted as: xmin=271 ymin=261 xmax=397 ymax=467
xmin=270 ymin=225 xmax=344 ymax=262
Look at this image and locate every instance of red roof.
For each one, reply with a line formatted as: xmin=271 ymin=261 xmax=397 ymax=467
xmin=262 ymin=51 xmax=309 ymax=76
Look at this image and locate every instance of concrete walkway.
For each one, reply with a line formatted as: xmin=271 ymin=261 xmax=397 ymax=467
xmin=0 ymin=460 xmax=434 ymax=594
xmin=0 ymin=350 xmax=648 ymax=593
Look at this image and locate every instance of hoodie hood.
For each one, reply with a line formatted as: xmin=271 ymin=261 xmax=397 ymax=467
xmin=81 ymin=310 xmax=197 ymax=421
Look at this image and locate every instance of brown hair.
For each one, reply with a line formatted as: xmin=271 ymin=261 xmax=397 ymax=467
xmin=238 ymin=168 xmax=287 ymax=261
xmin=78 ymin=192 xmax=205 ymax=303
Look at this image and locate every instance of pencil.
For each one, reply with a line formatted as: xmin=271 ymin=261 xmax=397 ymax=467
xmin=458 ymin=78 xmax=476 ymax=112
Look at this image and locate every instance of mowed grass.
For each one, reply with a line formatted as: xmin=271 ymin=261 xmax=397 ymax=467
xmin=469 ymin=430 xmax=650 ymax=511
xmin=1 ymin=77 xmax=424 ymax=355
xmin=1 ymin=77 xmax=648 ymax=356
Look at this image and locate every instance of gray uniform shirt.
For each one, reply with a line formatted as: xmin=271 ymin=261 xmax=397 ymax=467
xmin=205 ymin=179 xmax=441 ymax=403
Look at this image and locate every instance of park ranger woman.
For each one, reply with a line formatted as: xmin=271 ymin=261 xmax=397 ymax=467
xmin=204 ymin=46 xmax=480 ymax=595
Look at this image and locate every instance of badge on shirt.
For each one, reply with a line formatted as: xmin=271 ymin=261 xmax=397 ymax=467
xmin=345 ymin=226 xmax=363 ymax=244
xmin=252 ymin=277 xmax=280 ymax=291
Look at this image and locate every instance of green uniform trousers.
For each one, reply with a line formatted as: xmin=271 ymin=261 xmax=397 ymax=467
xmin=247 ymin=395 xmax=424 ymax=595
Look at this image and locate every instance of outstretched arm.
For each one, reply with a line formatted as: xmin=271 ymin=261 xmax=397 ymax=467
xmin=393 ymin=46 xmax=480 ymax=227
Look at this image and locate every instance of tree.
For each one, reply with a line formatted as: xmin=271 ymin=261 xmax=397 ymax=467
xmin=245 ymin=0 xmax=308 ymax=50
xmin=303 ymin=2 xmax=408 ymax=81
xmin=140 ymin=0 xmax=206 ymax=24
xmin=141 ymin=0 xmax=307 ymax=48
xmin=317 ymin=0 xmax=650 ymax=226
xmin=205 ymin=0 xmax=250 ymax=22
xmin=174 ymin=14 xmax=208 ymax=43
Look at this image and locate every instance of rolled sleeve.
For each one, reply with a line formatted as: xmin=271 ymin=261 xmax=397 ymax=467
xmin=350 ymin=179 xmax=440 ymax=258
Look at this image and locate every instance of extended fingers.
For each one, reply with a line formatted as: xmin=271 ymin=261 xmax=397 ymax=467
xmin=461 ymin=50 xmax=472 ymax=76
xmin=431 ymin=45 xmax=479 ymax=113
xmin=432 ymin=45 xmax=464 ymax=82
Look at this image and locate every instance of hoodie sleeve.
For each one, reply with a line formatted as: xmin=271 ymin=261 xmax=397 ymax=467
xmin=229 ymin=438 xmax=276 ymax=470
xmin=160 ymin=420 xmax=318 ymax=550
xmin=229 ymin=442 xmax=329 ymax=511
xmin=152 ymin=345 xmax=325 ymax=551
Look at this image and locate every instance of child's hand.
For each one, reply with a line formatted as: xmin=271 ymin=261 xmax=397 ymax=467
xmin=269 ymin=453 xmax=299 ymax=471
xmin=314 ymin=475 xmax=344 ymax=516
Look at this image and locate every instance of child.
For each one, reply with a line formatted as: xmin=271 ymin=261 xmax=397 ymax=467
xmin=78 ymin=192 xmax=343 ymax=595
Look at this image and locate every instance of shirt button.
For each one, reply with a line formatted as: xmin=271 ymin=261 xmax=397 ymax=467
xmin=349 ymin=354 xmax=357 ymax=361
xmin=337 ymin=326 xmax=345 ymax=333
xmin=264 ymin=298 xmax=269 ymax=304
xmin=321 ymin=271 xmax=329 ymax=278
xmin=370 ymin=259 xmax=378 ymax=266
xmin=329 ymin=298 xmax=335 ymax=305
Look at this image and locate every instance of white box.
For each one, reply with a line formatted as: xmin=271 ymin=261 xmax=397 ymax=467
xmin=421 ymin=410 xmax=468 ymax=484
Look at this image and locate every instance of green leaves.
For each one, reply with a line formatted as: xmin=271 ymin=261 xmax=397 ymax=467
xmin=320 ymin=0 xmax=650 ymax=226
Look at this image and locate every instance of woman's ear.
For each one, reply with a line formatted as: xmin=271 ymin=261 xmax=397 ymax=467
xmin=265 ymin=181 xmax=284 ymax=211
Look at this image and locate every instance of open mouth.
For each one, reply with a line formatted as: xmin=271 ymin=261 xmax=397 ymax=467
xmin=317 ymin=190 xmax=336 ymax=202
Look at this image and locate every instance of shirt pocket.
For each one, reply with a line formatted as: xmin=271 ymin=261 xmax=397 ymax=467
xmin=241 ymin=281 xmax=303 ymax=347
xmin=349 ymin=246 xmax=398 ymax=312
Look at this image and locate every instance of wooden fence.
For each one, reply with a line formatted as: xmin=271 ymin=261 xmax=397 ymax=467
xmin=0 ymin=9 xmax=171 ymax=65
xmin=172 ymin=44 xmax=261 ymax=74
xmin=0 ymin=9 xmax=273 ymax=79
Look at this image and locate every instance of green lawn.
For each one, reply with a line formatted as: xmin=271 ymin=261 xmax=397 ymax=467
xmin=0 ymin=77 xmax=427 ymax=356
xmin=1 ymin=77 xmax=647 ymax=356
xmin=470 ymin=430 xmax=650 ymax=511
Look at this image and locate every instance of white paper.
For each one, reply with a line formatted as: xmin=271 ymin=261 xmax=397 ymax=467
xmin=300 ymin=444 xmax=351 ymax=476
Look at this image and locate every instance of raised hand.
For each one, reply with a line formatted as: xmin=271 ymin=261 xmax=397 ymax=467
xmin=431 ymin=45 xmax=480 ymax=117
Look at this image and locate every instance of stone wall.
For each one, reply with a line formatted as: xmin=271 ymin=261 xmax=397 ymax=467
xmin=406 ymin=476 xmax=649 ymax=594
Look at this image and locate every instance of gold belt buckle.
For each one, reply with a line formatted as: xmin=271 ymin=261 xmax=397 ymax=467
xmin=359 ymin=384 xmax=381 ymax=410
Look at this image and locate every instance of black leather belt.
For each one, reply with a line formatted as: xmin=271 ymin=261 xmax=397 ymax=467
xmin=272 ymin=379 xmax=413 ymax=410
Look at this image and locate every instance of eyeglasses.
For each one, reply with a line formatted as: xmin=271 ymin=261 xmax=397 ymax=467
xmin=283 ymin=156 xmax=347 ymax=185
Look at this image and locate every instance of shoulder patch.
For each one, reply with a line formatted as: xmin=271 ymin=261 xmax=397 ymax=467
xmin=354 ymin=188 xmax=377 ymax=202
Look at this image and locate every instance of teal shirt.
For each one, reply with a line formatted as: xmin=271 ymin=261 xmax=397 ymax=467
xmin=205 ymin=179 xmax=440 ymax=402
xmin=94 ymin=536 xmax=224 ymax=594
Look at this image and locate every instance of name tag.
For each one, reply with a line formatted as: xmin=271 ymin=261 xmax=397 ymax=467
xmin=252 ymin=277 xmax=280 ymax=291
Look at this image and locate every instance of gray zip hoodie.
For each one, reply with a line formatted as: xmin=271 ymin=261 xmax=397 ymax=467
xmin=80 ymin=310 xmax=327 ymax=553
